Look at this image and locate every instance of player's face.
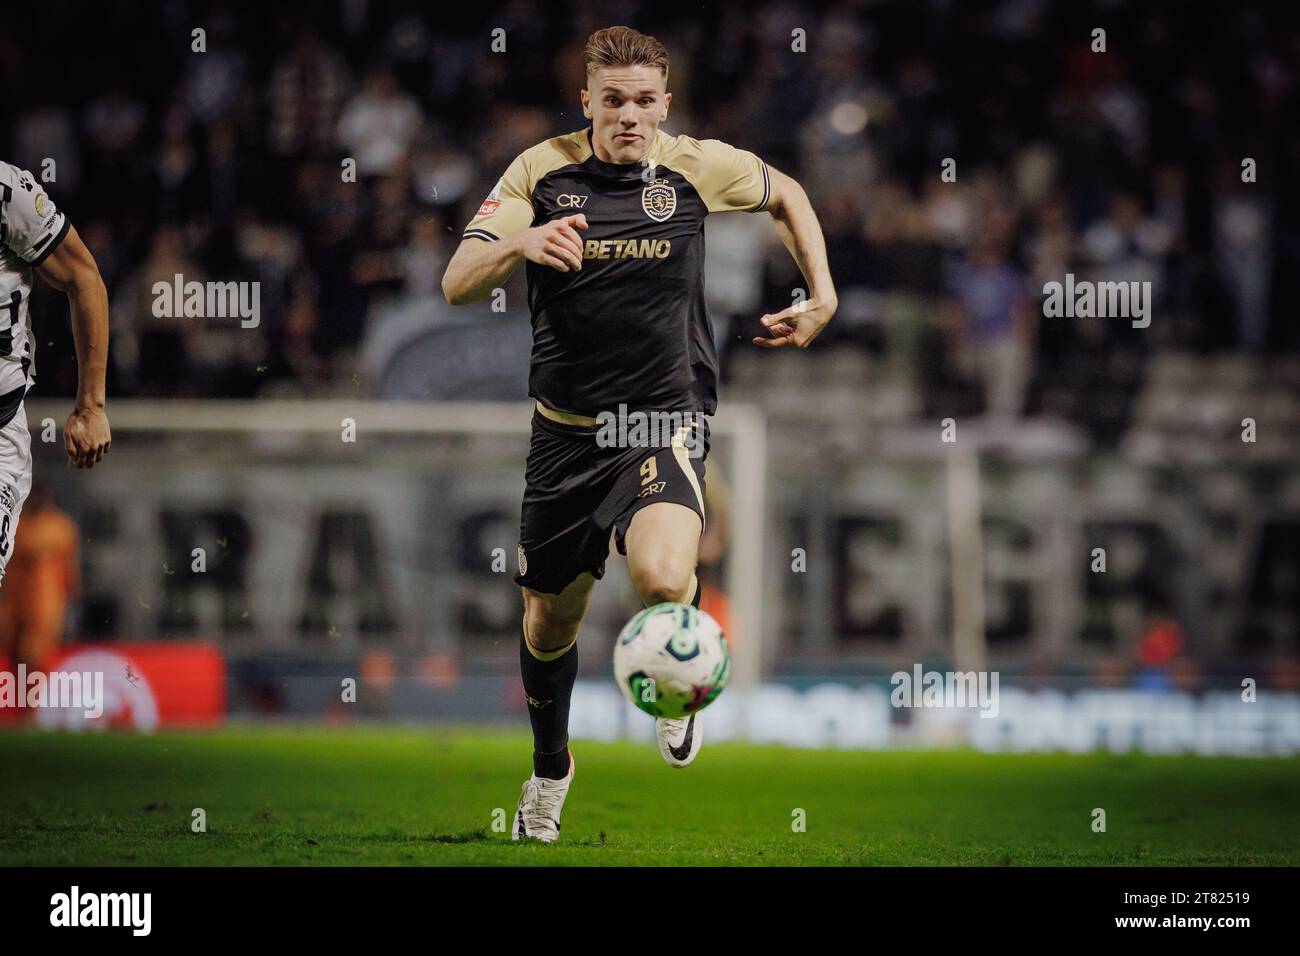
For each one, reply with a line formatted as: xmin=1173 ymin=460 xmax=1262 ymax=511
xmin=582 ymin=65 xmax=671 ymax=164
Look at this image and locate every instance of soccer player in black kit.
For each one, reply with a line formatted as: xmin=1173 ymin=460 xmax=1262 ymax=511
xmin=442 ymin=26 xmax=837 ymax=842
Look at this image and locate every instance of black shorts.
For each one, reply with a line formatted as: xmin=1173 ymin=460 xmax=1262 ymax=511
xmin=515 ymin=408 xmax=709 ymax=594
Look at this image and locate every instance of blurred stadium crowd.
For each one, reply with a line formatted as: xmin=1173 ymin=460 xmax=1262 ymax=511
xmin=2 ymin=0 xmax=1297 ymax=443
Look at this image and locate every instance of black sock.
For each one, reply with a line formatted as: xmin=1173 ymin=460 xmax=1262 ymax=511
xmin=690 ymin=577 xmax=702 ymax=609
xmin=520 ymin=631 xmax=578 ymax=779
xmin=534 ymin=747 xmax=571 ymax=780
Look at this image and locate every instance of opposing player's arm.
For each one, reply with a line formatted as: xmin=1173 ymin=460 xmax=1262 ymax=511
xmin=35 ymin=225 xmax=111 ymax=468
xmin=755 ymin=165 xmax=837 ymax=349
xmin=442 ymin=150 xmax=589 ymax=305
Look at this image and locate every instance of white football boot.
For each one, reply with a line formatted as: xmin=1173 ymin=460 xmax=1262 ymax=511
xmin=511 ymin=752 xmax=574 ymax=843
xmin=656 ymin=713 xmax=703 ymax=768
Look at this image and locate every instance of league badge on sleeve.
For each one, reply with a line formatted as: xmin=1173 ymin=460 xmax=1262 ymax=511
xmin=477 ymin=178 xmax=504 ymax=217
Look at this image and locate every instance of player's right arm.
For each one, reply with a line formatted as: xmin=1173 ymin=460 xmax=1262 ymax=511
xmin=441 ymin=151 xmax=588 ymax=305
xmin=442 ymin=214 xmax=588 ymax=304
xmin=36 ymin=225 xmax=111 ymax=469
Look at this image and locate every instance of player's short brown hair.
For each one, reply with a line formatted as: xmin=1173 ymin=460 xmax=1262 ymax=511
xmin=584 ymin=26 xmax=669 ymax=81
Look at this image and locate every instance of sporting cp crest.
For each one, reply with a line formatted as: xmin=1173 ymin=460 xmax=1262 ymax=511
xmin=641 ymin=180 xmax=676 ymax=222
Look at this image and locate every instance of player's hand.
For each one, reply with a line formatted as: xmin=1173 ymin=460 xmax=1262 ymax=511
xmin=520 ymin=214 xmax=589 ymax=273
xmin=752 ymin=295 xmax=837 ymax=348
xmin=65 ymin=405 xmax=111 ymax=469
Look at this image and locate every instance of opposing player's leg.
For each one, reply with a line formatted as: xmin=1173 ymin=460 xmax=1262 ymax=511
xmin=0 ymin=408 xmax=34 ymax=728
xmin=511 ymin=573 xmax=595 ymax=843
xmin=0 ymin=404 xmax=34 ymax=597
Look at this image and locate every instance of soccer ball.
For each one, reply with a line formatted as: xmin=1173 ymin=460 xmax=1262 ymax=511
xmin=614 ymin=603 xmax=731 ymax=718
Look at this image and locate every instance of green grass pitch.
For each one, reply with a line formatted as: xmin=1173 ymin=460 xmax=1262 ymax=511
xmin=1 ymin=727 xmax=1297 ymax=866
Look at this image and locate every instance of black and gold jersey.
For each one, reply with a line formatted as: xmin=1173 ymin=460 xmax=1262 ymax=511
xmin=462 ymin=126 xmax=770 ymax=417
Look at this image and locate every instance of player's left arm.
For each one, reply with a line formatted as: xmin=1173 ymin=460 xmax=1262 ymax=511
xmin=35 ymin=226 xmax=111 ymax=468
xmin=755 ymin=166 xmax=838 ymax=349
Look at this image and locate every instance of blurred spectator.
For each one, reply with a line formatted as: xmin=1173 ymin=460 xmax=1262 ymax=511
xmin=337 ymin=66 xmax=425 ymax=177
xmin=1212 ymin=178 xmax=1274 ymax=350
xmin=113 ymin=226 xmax=204 ymax=396
xmin=1080 ymin=190 xmax=1171 ymax=301
xmin=1134 ymin=612 xmax=1189 ymax=692
xmin=0 ymin=483 xmax=79 ymax=671
xmin=269 ymin=31 xmax=352 ymax=159
xmin=404 ymin=216 xmax=452 ymax=299
xmin=14 ymin=99 xmax=80 ymax=193
xmin=945 ymin=215 xmax=1033 ymax=420
xmin=83 ymin=84 xmax=147 ymax=156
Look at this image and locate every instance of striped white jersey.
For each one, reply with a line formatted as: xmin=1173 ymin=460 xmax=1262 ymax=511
xmin=0 ymin=161 xmax=69 ymax=423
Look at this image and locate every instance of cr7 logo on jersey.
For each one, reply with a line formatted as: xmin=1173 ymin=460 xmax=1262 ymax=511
xmin=556 ymin=194 xmax=588 ymax=208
